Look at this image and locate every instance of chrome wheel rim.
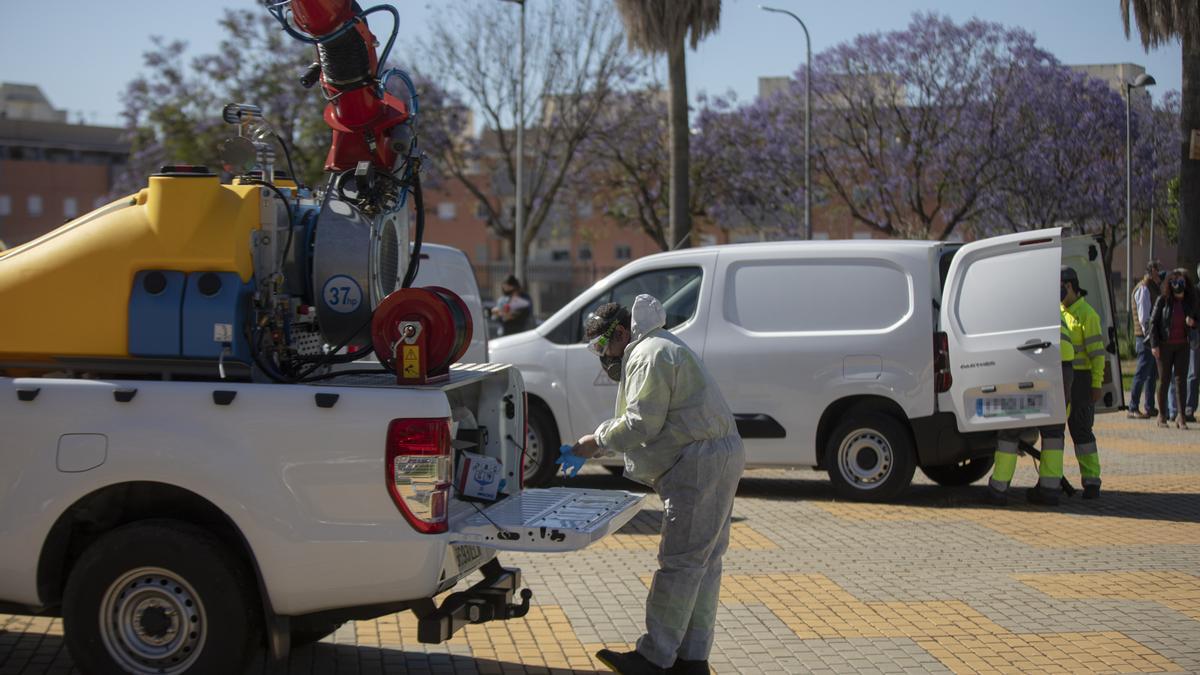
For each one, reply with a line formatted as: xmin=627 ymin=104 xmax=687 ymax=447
xmin=524 ymin=423 xmax=544 ymax=478
xmin=98 ymin=567 xmax=206 ymax=674
xmin=837 ymin=428 xmax=894 ymax=489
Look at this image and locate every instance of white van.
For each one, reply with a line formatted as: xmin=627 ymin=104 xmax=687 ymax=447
xmin=489 ymin=228 xmax=1123 ymax=498
xmin=411 ymin=243 xmax=488 ymax=363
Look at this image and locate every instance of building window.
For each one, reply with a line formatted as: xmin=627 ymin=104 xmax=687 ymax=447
xmin=852 ymin=232 xmax=872 ymax=240
xmin=0 ymin=195 xmax=10 ymax=216
xmin=578 ymin=244 xmax=592 ymax=261
xmin=551 ymin=250 xmax=570 ymax=262
xmin=475 ymin=201 xmax=489 ymax=219
xmin=27 ymin=195 xmax=42 ymax=216
xmin=615 ymin=244 xmax=632 ymax=260
xmin=63 ymin=197 xmax=78 ymax=218
xmin=437 ymin=202 xmax=456 ymax=220
xmin=577 ymin=201 xmax=594 ymax=219
xmin=813 ymin=232 xmax=830 ymax=240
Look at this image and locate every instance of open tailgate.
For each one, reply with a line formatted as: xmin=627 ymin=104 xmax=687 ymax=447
xmin=451 ymin=488 xmax=644 ymax=552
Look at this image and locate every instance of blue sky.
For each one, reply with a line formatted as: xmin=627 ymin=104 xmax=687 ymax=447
xmin=0 ymin=0 xmax=1182 ymax=127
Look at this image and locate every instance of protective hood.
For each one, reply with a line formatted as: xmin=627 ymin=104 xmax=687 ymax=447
xmin=630 ymin=294 xmax=666 ymax=342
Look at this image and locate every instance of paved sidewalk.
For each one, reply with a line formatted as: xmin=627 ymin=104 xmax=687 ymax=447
xmin=2 ymin=412 xmax=1198 ymax=674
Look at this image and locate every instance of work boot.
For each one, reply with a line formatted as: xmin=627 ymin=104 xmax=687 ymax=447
xmin=669 ymin=658 xmax=711 ymax=675
xmin=982 ymin=486 xmax=1008 ymax=506
xmin=1026 ymin=485 xmax=1060 ymax=506
xmin=1082 ymin=485 xmax=1101 ymax=500
xmin=596 ymin=649 xmax=665 ymax=674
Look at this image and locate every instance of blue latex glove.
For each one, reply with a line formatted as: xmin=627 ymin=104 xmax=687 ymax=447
xmin=555 ymin=444 xmax=587 ymax=477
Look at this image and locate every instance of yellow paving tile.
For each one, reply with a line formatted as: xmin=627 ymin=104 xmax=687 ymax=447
xmin=1090 ymin=436 xmax=1200 ymax=454
xmin=642 ymin=573 xmax=1009 ymax=640
xmin=915 ymin=631 xmax=1182 ymax=674
xmin=1016 ymin=570 xmax=1200 ymax=621
xmin=591 ymin=521 xmax=777 ymax=551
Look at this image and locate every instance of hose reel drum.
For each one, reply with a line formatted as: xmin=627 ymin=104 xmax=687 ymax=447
xmin=310 ymin=196 xmax=409 ymax=350
xmin=371 ymin=286 xmax=473 ymax=384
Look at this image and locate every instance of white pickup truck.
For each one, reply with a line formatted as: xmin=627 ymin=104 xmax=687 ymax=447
xmin=0 ymin=368 xmax=642 ymax=673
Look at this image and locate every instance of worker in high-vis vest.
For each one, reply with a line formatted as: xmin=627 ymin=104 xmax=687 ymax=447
xmin=1061 ymin=266 xmax=1106 ymax=499
xmin=985 ymin=306 xmax=1075 ymax=506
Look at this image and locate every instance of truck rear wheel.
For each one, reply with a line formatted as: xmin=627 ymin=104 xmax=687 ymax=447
xmin=920 ymin=456 xmax=994 ymax=486
xmin=62 ymin=520 xmax=258 ymax=675
xmin=826 ymin=411 xmax=916 ymax=501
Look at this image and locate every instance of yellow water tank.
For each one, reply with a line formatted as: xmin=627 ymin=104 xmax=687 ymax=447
xmin=0 ymin=173 xmax=262 ymax=363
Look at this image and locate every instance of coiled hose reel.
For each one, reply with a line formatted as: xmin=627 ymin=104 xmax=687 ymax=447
xmin=371 ymin=286 xmax=473 ymax=383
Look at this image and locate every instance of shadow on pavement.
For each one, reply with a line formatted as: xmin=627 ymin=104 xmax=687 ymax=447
xmin=550 ymin=468 xmax=1200 ymax=524
xmin=252 ymin=642 xmax=609 ymax=675
xmin=734 ymin=474 xmax=1200 ymax=524
xmin=0 ymin=632 xmax=609 ymax=675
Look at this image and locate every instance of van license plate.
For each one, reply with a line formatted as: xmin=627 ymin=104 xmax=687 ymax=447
xmin=975 ymin=394 xmax=1044 ymax=418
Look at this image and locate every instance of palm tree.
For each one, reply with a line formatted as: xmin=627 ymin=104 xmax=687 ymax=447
xmin=1122 ymin=0 xmax=1200 ymax=278
xmin=613 ymin=0 xmax=721 ymax=250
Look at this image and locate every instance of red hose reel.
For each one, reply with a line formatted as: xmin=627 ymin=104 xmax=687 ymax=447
xmin=371 ymin=286 xmax=473 ymax=384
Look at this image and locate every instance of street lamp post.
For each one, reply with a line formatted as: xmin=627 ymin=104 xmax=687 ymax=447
xmin=501 ymin=0 xmax=526 ymax=285
xmin=760 ymin=5 xmax=811 ymax=241
xmin=1125 ymin=72 xmax=1155 ymax=335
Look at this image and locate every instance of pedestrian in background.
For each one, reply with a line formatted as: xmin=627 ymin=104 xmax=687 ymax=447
xmin=1149 ymin=269 xmax=1199 ymax=429
xmin=1129 ymin=261 xmax=1163 ymax=418
xmin=491 ymin=275 xmax=533 ymax=336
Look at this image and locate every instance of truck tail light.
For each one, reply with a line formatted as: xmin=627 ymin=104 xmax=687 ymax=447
xmin=934 ymin=332 xmax=952 ymax=394
xmin=386 ymin=418 xmax=451 ymax=534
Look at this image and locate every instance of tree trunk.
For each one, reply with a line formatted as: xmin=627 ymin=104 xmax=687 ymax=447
xmin=1178 ymin=28 xmax=1200 ymax=280
xmin=667 ymin=42 xmax=691 ymax=250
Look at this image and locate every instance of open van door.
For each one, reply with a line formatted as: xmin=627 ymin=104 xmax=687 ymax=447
xmin=1062 ymin=234 xmax=1125 ymax=412
xmin=939 ymin=228 xmax=1067 ymax=432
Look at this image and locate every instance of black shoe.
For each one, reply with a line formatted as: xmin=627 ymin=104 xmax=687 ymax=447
xmin=1147 ymin=408 xmax=1159 ymax=417
xmin=1186 ymin=414 xmax=1197 ymax=423
xmin=1026 ymin=486 xmax=1060 ymax=506
xmin=1082 ymin=485 xmax=1100 ymax=500
xmin=669 ymin=658 xmax=711 ymax=675
xmin=596 ymin=649 xmax=665 ymax=674
xmin=982 ymin=486 xmax=1008 ymax=506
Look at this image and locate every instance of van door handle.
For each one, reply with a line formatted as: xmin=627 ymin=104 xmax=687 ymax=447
xmin=1017 ymin=341 xmax=1052 ymax=351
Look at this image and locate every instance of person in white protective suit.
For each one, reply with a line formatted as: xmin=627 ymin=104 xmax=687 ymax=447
xmin=569 ymin=294 xmax=745 ymax=675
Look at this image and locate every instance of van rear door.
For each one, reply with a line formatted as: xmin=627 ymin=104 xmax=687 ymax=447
xmin=939 ymin=228 xmax=1067 ymax=432
xmin=1062 ymin=235 xmax=1124 ymax=412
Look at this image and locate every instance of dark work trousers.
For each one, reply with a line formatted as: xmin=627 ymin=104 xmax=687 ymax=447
xmin=1157 ymin=343 xmax=1191 ymax=420
xmin=1068 ymin=369 xmax=1101 ymax=487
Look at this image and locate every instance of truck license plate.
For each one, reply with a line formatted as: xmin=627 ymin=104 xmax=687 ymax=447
xmin=453 ymin=544 xmax=483 ymax=570
xmin=975 ymin=394 xmax=1044 ymax=418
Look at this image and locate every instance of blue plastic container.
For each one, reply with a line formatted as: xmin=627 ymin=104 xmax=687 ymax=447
xmin=128 ymin=270 xmax=185 ymax=357
xmin=181 ymin=271 xmax=252 ymax=362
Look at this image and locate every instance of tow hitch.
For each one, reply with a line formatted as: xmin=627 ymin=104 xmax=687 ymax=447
xmin=414 ymin=559 xmax=532 ymax=643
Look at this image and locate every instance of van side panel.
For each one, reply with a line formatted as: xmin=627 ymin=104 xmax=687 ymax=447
xmin=705 ymin=245 xmax=937 ymax=466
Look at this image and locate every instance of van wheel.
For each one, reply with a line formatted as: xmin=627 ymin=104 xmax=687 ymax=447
xmin=921 ymin=456 xmax=994 ymax=486
xmin=523 ymin=403 xmax=561 ymax=487
xmin=62 ymin=520 xmax=258 ymax=675
xmin=826 ymin=412 xmax=916 ymax=501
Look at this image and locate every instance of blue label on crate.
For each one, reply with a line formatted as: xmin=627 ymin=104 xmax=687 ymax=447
xmin=321 ymin=275 xmax=363 ymax=314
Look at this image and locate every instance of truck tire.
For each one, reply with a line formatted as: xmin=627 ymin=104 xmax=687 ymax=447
xmin=62 ymin=520 xmax=259 ymax=675
xmin=921 ymin=456 xmax=994 ymax=486
xmin=523 ymin=403 xmax=561 ymax=487
xmin=826 ymin=411 xmax=916 ymax=501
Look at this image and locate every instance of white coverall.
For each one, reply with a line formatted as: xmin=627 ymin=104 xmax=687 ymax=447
xmin=594 ymin=294 xmax=746 ymax=668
